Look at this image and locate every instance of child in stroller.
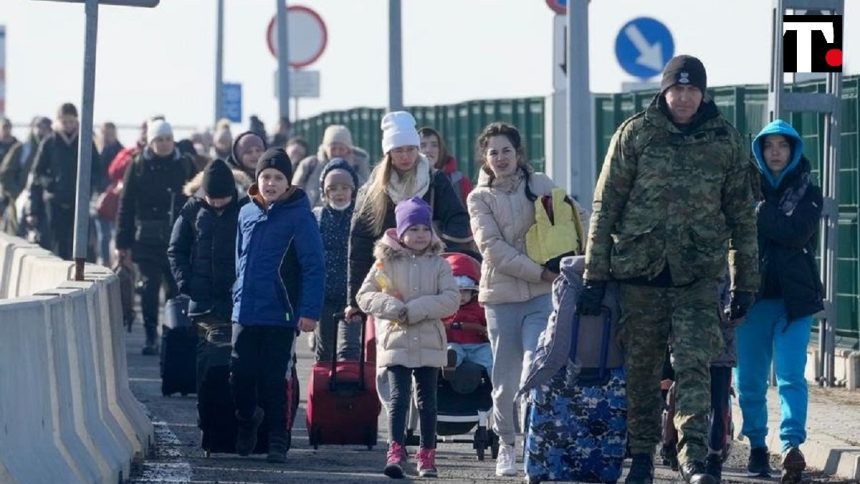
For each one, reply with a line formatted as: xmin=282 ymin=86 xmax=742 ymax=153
xmin=442 ymin=252 xmax=493 ymax=378
xmin=405 ymin=252 xmax=499 ymax=460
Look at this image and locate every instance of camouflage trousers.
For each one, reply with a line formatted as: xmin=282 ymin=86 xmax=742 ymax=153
xmin=619 ymin=279 xmax=723 ymax=464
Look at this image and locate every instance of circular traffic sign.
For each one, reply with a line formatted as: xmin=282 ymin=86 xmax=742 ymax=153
xmin=546 ymin=0 xmax=566 ymax=15
xmin=267 ymin=5 xmax=328 ymax=69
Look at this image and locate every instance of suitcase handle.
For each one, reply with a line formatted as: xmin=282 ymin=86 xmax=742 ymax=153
xmin=569 ymin=306 xmax=612 ymax=382
xmin=329 ymin=312 xmax=368 ymax=392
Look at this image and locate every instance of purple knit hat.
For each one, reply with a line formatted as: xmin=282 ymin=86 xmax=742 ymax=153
xmin=395 ymin=197 xmax=432 ymax=239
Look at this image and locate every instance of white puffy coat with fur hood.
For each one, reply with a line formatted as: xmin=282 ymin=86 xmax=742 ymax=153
xmin=467 ymin=168 xmax=588 ymax=305
xmin=356 ymin=229 xmax=459 ymax=369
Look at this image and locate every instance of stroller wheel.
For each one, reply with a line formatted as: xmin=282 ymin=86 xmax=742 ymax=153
xmin=489 ymin=429 xmax=500 ymax=459
xmin=474 ymin=426 xmax=488 ymax=461
xmin=405 ymin=428 xmax=420 ymax=447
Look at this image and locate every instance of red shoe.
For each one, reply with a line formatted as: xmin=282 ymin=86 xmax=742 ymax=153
xmin=384 ymin=441 xmax=407 ymax=479
xmin=416 ymin=447 xmax=438 ymax=477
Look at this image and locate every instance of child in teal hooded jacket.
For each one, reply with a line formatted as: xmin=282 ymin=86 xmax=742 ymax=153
xmin=735 ymin=119 xmax=823 ymax=482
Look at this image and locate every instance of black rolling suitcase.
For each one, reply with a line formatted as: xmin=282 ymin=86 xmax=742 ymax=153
xmin=198 ymin=334 xmax=300 ymax=456
xmin=160 ymin=295 xmax=198 ymax=396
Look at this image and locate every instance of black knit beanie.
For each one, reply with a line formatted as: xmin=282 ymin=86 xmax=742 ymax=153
xmin=255 ymin=147 xmax=293 ymax=182
xmin=202 ymin=159 xmax=235 ymax=198
xmin=660 ymin=55 xmax=707 ymax=94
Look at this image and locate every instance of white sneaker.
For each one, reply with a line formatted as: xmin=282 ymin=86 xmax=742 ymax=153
xmin=495 ymin=444 xmax=517 ymax=476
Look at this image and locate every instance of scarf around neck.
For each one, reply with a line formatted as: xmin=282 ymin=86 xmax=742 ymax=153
xmin=386 ymin=154 xmax=430 ymax=204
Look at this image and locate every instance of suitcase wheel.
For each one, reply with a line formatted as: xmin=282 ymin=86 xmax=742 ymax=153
xmin=365 ymin=427 xmax=376 ymax=450
xmin=204 ymin=450 xmax=211 ymax=458
xmin=527 ymin=478 xmax=541 ymax=484
xmin=310 ymin=425 xmax=321 ymax=450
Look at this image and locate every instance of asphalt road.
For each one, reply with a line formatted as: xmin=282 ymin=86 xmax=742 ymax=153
xmin=125 ymin=325 xmax=848 ymax=484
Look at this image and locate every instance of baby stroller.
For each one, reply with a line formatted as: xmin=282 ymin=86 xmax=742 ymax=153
xmin=405 ymin=251 xmax=499 ymax=460
xmin=405 ymin=360 xmax=499 ymax=460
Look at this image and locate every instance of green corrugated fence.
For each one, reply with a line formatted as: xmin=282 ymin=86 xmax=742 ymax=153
xmin=293 ymin=75 xmax=859 ymax=342
xmin=292 ymin=98 xmax=546 ymax=179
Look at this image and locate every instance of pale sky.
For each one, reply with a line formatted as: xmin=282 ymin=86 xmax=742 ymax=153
xmin=1 ymin=0 xmax=857 ymax=142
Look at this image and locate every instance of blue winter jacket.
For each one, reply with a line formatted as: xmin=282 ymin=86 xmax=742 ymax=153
xmin=232 ymin=186 xmax=325 ymax=326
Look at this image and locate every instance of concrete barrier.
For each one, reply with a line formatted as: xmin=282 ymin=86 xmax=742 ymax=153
xmin=85 ymin=268 xmax=153 ymax=456
xmin=0 ymin=296 xmax=91 ymax=483
xmin=0 ymin=234 xmax=153 ymax=484
xmin=4 ymin=244 xmax=65 ymax=299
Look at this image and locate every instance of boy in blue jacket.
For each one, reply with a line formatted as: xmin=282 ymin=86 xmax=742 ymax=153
xmin=231 ymin=147 xmax=325 ymax=463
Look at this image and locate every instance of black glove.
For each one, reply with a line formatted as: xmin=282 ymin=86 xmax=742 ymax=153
xmin=577 ymin=280 xmax=606 ymax=316
xmin=728 ymin=290 xmax=755 ymax=321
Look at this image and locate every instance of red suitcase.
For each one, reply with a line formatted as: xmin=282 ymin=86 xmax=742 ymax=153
xmin=306 ymin=315 xmax=381 ymax=449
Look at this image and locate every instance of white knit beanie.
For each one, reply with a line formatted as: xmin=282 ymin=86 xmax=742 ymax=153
xmin=147 ymin=119 xmax=173 ymax=142
xmin=380 ymin=111 xmax=420 ymax=154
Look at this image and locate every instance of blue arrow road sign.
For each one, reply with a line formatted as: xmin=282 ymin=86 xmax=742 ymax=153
xmin=614 ymin=17 xmax=674 ymax=80
xmin=222 ymin=83 xmax=242 ymax=123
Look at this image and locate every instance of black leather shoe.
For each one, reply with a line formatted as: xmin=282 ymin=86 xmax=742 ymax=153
xmin=705 ymin=454 xmax=722 ymax=482
xmin=680 ymin=461 xmax=718 ymax=484
xmin=625 ymin=453 xmax=654 ymax=484
xmin=235 ymin=406 xmax=264 ymax=456
xmin=747 ymin=446 xmax=773 ymax=477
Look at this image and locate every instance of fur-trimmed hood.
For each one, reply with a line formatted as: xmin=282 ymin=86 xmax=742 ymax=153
xmin=373 ymin=228 xmax=445 ymax=261
xmin=183 ymin=167 xmax=253 ymax=197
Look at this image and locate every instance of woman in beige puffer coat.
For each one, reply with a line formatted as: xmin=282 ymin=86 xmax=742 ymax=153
xmin=357 ymin=196 xmax=459 ymax=478
xmin=467 ymin=122 xmax=588 ymax=477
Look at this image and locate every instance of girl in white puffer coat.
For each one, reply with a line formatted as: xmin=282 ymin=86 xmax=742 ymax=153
xmin=357 ymin=196 xmax=459 ymax=479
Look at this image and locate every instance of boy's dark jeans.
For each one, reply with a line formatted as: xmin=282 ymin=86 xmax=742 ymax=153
xmin=230 ymin=324 xmax=295 ymax=434
xmin=387 ymin=365 xmax=437 ymax=449
xmin=314 ymin=302 xmax=361 ymax=363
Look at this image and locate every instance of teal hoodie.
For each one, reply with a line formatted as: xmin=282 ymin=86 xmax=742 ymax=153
xmin=751 ymin=119 xmax=804 ymax=189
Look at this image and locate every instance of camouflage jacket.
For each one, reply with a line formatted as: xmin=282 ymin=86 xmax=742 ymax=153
xmin=583 ymin=98 xmax=760 ymax=292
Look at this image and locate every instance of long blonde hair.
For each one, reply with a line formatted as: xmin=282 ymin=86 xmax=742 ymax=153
xmin=360 ymin=152 xmax=418 ymax=235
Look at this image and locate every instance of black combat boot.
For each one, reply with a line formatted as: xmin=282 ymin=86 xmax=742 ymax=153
xmin=705 ymin=453 xmax=722 ymax=482
xmin=235 ymin=406 xmax=264 ymax=456
xmin=266 ymin=430 xmax=289 ymax=463
xmin=781 ymin=446 xmax=806 ymax=484
xmin=680 ymin=460 xmax=718 ymax=484
xmin=625 ymin=453 xmax=654 ymax=484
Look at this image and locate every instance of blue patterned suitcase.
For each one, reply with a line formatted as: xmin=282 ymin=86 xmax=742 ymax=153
xmin=524 ymin=310 xmax=627 ymax=484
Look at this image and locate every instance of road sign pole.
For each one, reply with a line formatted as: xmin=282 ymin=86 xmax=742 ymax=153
xmin=72 ymin=0 xmax=98 ymax=280
xmin=567 ymin=0 xmax=593 ymax=205
xmin=388 ymin=0 xmax=403 ymax=112
xmin=277 ymin=0 xmax=290 ymax=120
xmin=214 ymin=0 xmax=224 ymax=123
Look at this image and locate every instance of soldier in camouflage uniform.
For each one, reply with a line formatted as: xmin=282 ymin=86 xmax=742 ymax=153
xmin=578 ymin=55 xmax=759 ymax=484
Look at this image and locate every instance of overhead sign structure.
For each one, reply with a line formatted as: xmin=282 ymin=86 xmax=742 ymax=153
xmin=31 ymin=0 xmax=159 ymax=6
xmin=33 ymin=0 xmax=161 ymax=280
xmin=614 ymin=17 xmax=674 ymax=80
xmin=0 ymin=26 xmax=5 ymax=115
xmin=274 ymin=70 xmax=320 ymax=99
xmin=222 ymin=83 xmax=242 ymax=123
xmin=267 ymin=5 xmax=327 ymax=69
xmin=546 ymin=0 xmax=566 ymax=15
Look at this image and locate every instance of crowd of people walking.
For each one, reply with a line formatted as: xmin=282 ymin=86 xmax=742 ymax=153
xmin=0 ymin=54 xmax=823 ymax=484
